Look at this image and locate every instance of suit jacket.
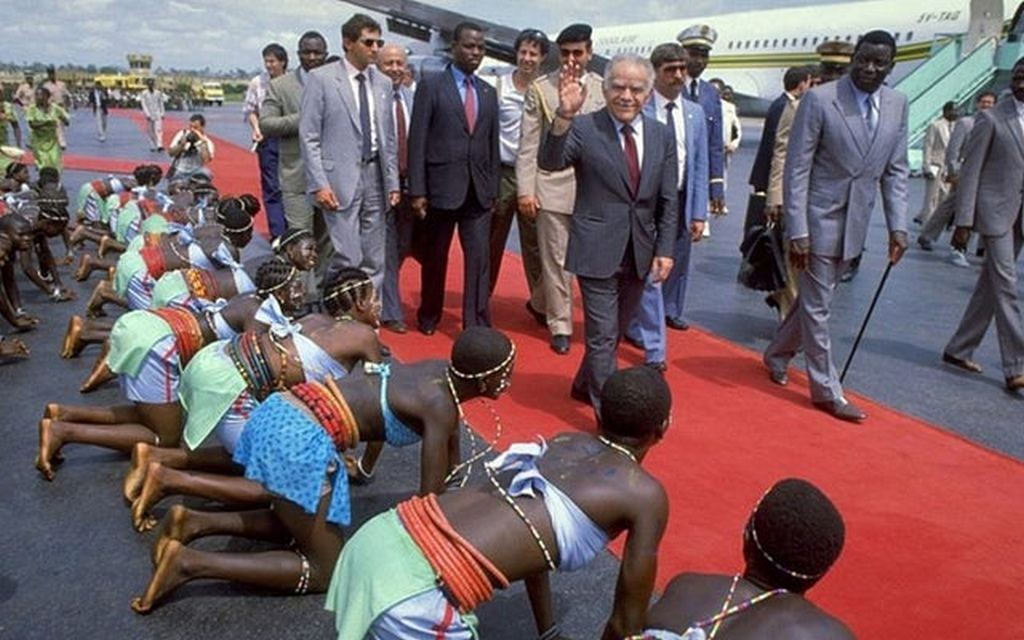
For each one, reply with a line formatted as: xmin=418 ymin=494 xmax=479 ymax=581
xmin=88 ymin=88 xmax=109 ymax=115
xmin=684 ymin=78 xmax=725 ymax=201
xmin=749 ymin=92 xmax=789 ymax=191
xmin=299 ymin=60 xmax=400 ymax=204
xmin=407 ymin=64 xmax=499 ymax=210
xmin=260 ymin=69 xmax=306 ymax=194
xmin=783 ymin=75 xmax=909 ymax=260
xmin=945 ymin=114 xmax=976 ymax=177
xmin=515 ymin=71 xmax=604 ymax=215
xmin=642 ymin=94 xmax=709 ymax=226
xmin=922 ymin=116 xmax=953 ymax=177
xmin=955 ymin=97 xmax=1024 ymax=235
xmin=767 ymin=94 xmax=799 ymax=207
xmin=538 ymin=108 xmax=679 ymax=280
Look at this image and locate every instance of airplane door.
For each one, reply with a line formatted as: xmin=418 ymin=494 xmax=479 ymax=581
xmin=965 ymin=0 xmax=1004 ymax=52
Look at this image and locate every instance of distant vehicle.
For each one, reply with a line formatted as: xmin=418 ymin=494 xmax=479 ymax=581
xmin=193 ymin=81 xmax=224 ymax=106
xmin=94 ymin=73 xmax=150 ymax=93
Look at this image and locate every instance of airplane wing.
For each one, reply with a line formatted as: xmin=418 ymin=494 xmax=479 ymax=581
xmin=340 ymin=0 xmax=521 ymax=63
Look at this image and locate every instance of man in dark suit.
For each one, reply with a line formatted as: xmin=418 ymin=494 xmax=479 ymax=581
xmin=745 ymin=66 xmax=813 ymax=236
xmin=88 ymin=81 xmax=109 ymax=142
xmin=944 ymin=59 xmax=1024 ymax=393
xmin=540 ymin=53 xmax=679 ymax=415
xmin=408 ymin=22 xmax=500 ymax=332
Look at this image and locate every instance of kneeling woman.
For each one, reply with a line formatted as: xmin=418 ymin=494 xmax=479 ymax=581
xmin=130 ymin=327 xmax=516 ymax=614
xmin=326 ymin=366 xmax=671 ymax=640
xmin=124 ymin=269 xmax=382 ymax=530
xmin=35 ymin=260 xmax=305 ymax=481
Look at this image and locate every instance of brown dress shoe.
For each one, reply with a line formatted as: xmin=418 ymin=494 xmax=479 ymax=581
xmin=1006 ymin=375 xmax=1024 ymax=392
xmin=942 ymin=352 xmax=983 ymax=374
xmin=812 ymin=397 xmax=867 ymax=423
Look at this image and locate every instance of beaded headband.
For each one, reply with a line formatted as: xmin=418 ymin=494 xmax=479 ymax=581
xmin=218 ymin=216 xmax=254 ymax=233
xmin=272 ymin=228 xmax=313 ymax=253
xmin=323 ymin=277 xmax=372 ymax=303
xmin=257 ymin=266 xmax=299 ymax=296
xmin=38 ymin=208 xmax=69 ymax=221
xmin=747 ymin=489 xmax=829 ymax=581
xmin=450 ymin=341 xmax=516 ymax=380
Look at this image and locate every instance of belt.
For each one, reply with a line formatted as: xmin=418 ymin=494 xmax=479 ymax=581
xmin=361 ymin=154 xmax=379 ymax=165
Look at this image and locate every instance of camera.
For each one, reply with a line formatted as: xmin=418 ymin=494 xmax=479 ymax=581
xmin=185 ymin=131 xmax=200 ymax=144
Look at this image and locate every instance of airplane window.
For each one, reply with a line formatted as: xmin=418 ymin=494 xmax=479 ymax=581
xmin=728 ymin=41 xmax=733 ymax=49
xmin=907 ymin=31 xmax=913 ymax=41
xmin=845 ymin=35 xmax=852 ymax=41
xmin=782 ymin=38 xmax=788 ymax=47
xmin=773 ymin=38 xmax=778 ymax=47
xmin=803 ymin=37 xmax=808 ymax=46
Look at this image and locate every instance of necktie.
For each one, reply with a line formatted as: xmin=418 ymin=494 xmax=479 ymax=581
xmin=464 ymin=76 xmax=476 ymax=134
xmin=665 ymin=101 xmax=677 ymax=142
xmin=622 ymin=123 xmax=640 ymax=198
xmin=864 ymin=96 xmax=877 ymax=137
xmin=689 ymin=80 xmax=698 ymax=101
xmin=356 ymin=72 xmax=372 ymax=162
xmin=394 ymin=91 xmax=408 ymax=177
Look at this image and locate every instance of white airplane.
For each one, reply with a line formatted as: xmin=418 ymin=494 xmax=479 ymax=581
xmin=341 ymin=0 xmax=1018 ymax=111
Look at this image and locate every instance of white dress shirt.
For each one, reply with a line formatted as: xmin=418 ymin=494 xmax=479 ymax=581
xmin=653 ymin=90 xmax=686 ymax=190
xmin=344 ymin=58 xmax=378 ymax=154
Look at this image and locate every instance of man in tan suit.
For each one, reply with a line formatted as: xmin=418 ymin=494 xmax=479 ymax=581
xmin=914 ymin=101 xmax=957 ymax=225
xmin=516 ymin=23 xmax=605 ymax=355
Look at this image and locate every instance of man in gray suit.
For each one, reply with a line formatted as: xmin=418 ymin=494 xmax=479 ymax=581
xmin=764 ymin=30 xmax=909 ymax=422
xmin=260 ymin=31 xmax=330 ymax=280
xmin=943 ymin=60 xmax=1024 ymax=392
xmin=300 ymin=14 xmax=400 ymax=289
xmin=540 ymin=53 xmax=679 ymax=414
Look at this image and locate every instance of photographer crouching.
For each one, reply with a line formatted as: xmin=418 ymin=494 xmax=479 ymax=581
xmin=167 ymin=113 xmax=215 ymax=181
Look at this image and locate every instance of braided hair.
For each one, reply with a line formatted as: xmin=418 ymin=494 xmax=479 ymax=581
xmin=4 ymin=162 xmax=28 ymax=181
xmin=255 ymin=258 xmax=299 ymax=297
xmin=216 ymin=198 xmax=254 ymax=248
xmin=322 ymin=267 xmax=374 ymax=318
xmin=237 ymin=194 xmax=261 ymax=218
xmin=450 ymin=327 xmax=514 ymax=379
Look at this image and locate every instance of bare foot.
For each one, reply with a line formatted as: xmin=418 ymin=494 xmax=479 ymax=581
xmin=0 ymin=338 xmax=30 ymax=359
xmin=74 ymin=253 xmax=92 ymax=281
xmin=35 ymin=419 xmax=63 ymax=481
xmin=98 ymin=235 xmax=113 ymax=259
xmin=153 ymin=504 xmax=195 ymax=566
xmin=44 ymin=403 xmax=61 ymax=419
xmin=85 ymin=283 xmax=107 ymax=318
xmin=62 ymin=316 xmax=84 ymax=358
xmin=132 ymin=461 xmax=166 ymax=532
xmin=69 ymin=224 xmax=88 ymax=248
xmin=123 ymin=442 xmax=153 ymax=504
xmin=130 ymin=540 xmax=193 ymax=614
xmin=79 ymin=355 xmax=113 ymax=393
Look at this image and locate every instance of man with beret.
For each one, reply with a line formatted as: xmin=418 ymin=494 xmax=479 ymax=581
xmin=516 ymin=23 xmax=606 ymax=354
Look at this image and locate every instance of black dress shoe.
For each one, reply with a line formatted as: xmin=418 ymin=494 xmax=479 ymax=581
xmin=942 ymin=352 xmax=983 ymax=374
xmin=570 ymin=385 xmax=591 ymax=405
xmin=812 ymin=397 xmax=867 ymax=423
xmin=525 ymin=301 xmax=546 ymax=326
xmin=768 ymin=369 xmax=789 ymax=386
xmin=665 ymin=316 xmax=689 ymax=331
xmin=382 ymin=320 xmax=408 ymax=334
xmin=645 ymin=361 xmax=667 ymax=373
xmin=417 ymin=322 xmax=436 ymax=336
xmin=550 ymin=334 xmax=570 ymax=355
xmin=1006 ymin=375 xmax=1024 ymax=392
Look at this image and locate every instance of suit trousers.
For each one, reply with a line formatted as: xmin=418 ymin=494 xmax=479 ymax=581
xmin=323 ymin=159 xmax=385 ymax=292
xmin=147 ymin=117 xmax=163 ymax=149
xmin=537 ymin=209 xmax=574 ymax=336
xmin=764 ymin=253 xmax=853 ymax=402
xmin=382 ymin=197 xmax=414 ymax=323
xmin=917 ymin=176 xmax=950 ymax=225
xmin=283 ymin=191 xmax=332 ymax=298
xmin=945 ymin=219 xmax=1024 ymax=378
xmin=919 ymin=188 xmax=957 ymax=245
xmin=574 ymin=257 xmax=645 ymax=416
xmin=257 ymin=138 xmax=286 ymax=238
xmin=489 ymin=165 xmax=543 ymax=309
xmin=94 ymin=109 xmax=107 ymax=140
xmin=661 ymin=225 xmax=694 ymax=323
xmin=417 ymin=188 xmax=492 ymax=330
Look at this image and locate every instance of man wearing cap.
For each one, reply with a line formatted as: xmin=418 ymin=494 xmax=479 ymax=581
xmin=517 ymin=23 xmax=605 ymax=354
xmin=763 ymin=30 xmax=909 ymax=423
xmin=625 ymin=43 xmax=709 ymax=371
xmin=679 ymin=26 xmax=725 ymax=242
xmin=817 ymin=40 xmax=855 ymax=84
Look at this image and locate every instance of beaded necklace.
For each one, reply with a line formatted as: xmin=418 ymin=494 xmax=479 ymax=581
xmin=167 ymin=240 xmax=191 ymax=266
xmin=442 ymin=368 xmax=504 ymax=488
xmin=684 ymin=575 xmax=787 ymax=640
xmin=597 ymin=435 xmax=638 ymax=463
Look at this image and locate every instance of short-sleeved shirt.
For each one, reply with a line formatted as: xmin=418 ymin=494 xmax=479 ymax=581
xmin=497 ymin=70 xmax=526 ymax=166
xmin=242 ymin=73 xmax=269 ymax=122
xmin=169 ymin=129 xmax=215 ymax=176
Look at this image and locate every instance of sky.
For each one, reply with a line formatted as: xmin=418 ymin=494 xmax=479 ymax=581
xmin=0 ymin=0 xmax=854 ymax=72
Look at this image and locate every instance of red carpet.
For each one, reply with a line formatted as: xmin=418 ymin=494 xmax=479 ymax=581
xmin=382 ymin=250 xmax=1024 ymax=639
xmin=62 ymin=113 xmax=1023 ymax=637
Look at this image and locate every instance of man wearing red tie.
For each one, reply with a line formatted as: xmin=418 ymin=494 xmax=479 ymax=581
xmin=408 ymin=22 xmax=500 ymax=333
xmin=540 ymin=53 xmax=679 ymax=415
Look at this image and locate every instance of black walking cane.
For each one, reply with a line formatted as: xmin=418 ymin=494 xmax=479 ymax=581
xmin=840 ymin=261 xmax=893 ymax=384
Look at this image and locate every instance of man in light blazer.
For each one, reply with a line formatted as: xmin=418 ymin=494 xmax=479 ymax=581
xmin=540 ymin=53 xmax=679 ymax=415
xmin=764 ymin=30 xmax=909 ymax=422
xmin=407 ymin=22 xmax=500 ymax=332
xmin=261 ymin=31 xmax=330 ymax=276
xmin=516 ymin=23 xmax=605 ymax=355
xmin=626 ymin=43 xmax=709 ymax=370
xmin=300 ymin=14 xmax=400 ymax=288
xmin=943 ymin=59 xmax=1024 ymax=393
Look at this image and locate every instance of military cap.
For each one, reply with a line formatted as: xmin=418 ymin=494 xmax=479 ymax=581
xmin=678 ymin=24 xmax=717 ymax=51
xmin=817 ymin=40 xmax=855 ymax=64
xmin=556 ymin=23 xmax=592 ymax=44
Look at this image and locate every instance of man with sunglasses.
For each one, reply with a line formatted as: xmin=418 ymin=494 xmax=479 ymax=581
xmin=300 ymin=13 xmax=400 ymax=291
xmin=516 ymin=23 xmax=605 ymax=355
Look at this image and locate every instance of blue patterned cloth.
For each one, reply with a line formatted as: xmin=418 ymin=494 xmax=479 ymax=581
xmin=233 ymin=392 xmax=353 ymax=525
xmin=365 ymin=362 xmax=421 ymax=447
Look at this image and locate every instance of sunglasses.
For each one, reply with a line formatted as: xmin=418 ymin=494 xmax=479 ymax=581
xmin=361 ymin=38 xmax=385 ymax=48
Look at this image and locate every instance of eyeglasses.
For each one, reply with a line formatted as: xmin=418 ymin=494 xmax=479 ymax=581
xmin=361 ymin=38 xmax=385 ymax=48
